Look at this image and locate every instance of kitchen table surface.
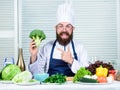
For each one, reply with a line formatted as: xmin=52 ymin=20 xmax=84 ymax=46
xmin=1 ymin=81 xmax=120 ymax=90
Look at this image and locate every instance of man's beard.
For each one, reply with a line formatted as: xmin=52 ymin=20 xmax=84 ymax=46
xmin=56 ymin=31 xmax=73 ymax=46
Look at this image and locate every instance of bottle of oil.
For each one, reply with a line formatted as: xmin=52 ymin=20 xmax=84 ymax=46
xmin=16 ymin=48 xmax=26 ymax=71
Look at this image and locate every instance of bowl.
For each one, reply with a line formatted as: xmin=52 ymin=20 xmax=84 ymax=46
xmin=33 ymin=73 xmax=49 ymax=82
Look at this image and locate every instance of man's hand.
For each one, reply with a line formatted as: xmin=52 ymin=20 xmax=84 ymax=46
xmin=29 ymin=40 xmax=38 ymax=63
xmin=57 ymin=46 xmax=73 ymax=64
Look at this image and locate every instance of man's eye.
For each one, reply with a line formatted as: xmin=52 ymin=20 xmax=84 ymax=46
xmin=58 ymin=25 xmax=63 ymax=28
xmin=66 ymin=25 xmax=72 ymax=28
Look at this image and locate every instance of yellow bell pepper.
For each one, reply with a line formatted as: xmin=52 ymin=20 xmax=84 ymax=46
xmin=96 ymin=65 xmax=108 ymax=77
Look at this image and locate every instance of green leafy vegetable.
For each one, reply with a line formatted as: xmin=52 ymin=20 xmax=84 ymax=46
xmin=0 ymin=64 xmax=21 ymax=80
xmin=12 ymin=71 xmax=32 ymax=83
xmin=29 ymin=29 xmax=46 ymax=46
xmin=73 ymin=67 xmax=91 ymax=83
xmin=43 ymin=73 xmax=66 ymax=84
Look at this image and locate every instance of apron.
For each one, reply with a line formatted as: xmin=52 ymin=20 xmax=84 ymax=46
xmin=48 ymin=40 xmax=78 ymax=76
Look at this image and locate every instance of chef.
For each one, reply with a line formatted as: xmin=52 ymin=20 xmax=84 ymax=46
xmin=29 ymin=2 xmax=89 ymax=76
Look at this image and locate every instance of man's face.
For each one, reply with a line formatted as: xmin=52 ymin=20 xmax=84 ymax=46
xmin=56 ymin=22 xmax=74 ymax=46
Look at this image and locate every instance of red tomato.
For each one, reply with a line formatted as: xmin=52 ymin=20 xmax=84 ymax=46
xmin=97 ymin=76 xmax=107 ymax=83
xmin=109 ymin=70 xmax=116 ymax=74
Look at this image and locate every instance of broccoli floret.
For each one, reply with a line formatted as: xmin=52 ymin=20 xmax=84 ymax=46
xmin=29 ymin=29 xmax=46 ymax=47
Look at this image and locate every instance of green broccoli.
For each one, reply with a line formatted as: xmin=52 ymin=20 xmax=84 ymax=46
xmin=29 ymin=29 xmax=46 ymax=47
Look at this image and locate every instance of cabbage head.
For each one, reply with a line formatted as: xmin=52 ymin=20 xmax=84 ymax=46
xmin=0 ymin=64 xmax=21 ymax=80
xmin=12 ymin=71 xmax=32 ymax=83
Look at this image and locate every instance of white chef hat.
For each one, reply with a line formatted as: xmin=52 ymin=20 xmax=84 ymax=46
xmin=56 ymin=1 xmax=74 ymax=26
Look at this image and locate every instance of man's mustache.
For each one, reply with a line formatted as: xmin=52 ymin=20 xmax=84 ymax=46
xmin=59 ymin=32 xmax=69 ymax=36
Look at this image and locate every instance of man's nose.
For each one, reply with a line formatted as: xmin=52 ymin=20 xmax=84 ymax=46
xmin=62 ymin=27 xmax=67 ymax=31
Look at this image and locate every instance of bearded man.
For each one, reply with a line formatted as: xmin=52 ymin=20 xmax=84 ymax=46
xmin=29 ymin=2 xmax=89 ymax=76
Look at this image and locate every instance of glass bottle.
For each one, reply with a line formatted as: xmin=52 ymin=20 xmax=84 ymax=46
xmin=16 ymin=48 xmax=26 ymax=71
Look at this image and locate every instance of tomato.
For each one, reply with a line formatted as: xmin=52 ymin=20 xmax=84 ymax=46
xmin=97 ymin=76 xmax=107 ymax=83
xmin=109 ymin=70 xmax=116 ymax=74
xmin=109 ymin=70 xmax=116 ymax=80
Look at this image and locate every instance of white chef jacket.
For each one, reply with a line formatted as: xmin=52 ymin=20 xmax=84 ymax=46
xmin=28 ymin=39 xmax=89 ymax=75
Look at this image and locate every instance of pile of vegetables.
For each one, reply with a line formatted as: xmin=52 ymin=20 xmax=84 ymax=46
xmin=43 ymin=73 xmax=66 ymax=84
xmin=0 ymin=64 xmax=21 ymax=80
xmin=29 ymin=29 xmax=46 ymax=47
xmin=73 ymin=60 xmax=115 ymax=83
xmin=0 ymin=60 xmax=115 ymax=84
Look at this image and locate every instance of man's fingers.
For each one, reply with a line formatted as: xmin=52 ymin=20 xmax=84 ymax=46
xmin=57 ymin=48 xmax=64 ymax=53
xmin=30 ymin=40 xmax=36 ymax=48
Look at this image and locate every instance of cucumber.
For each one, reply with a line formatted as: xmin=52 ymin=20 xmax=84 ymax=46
xmin=79 ymin=77 xmax=98 ymax=83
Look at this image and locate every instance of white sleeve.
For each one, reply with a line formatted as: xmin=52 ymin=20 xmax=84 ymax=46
xmin=28 ymin=46 xmax=47 ymax=75
xmin=28 ymin=59 xmax=40 ymax=74
xmin=71 ymin=44 xmax=89 ymax=73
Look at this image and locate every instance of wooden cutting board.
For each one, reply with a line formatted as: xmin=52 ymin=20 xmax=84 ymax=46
xmin=66 ymin=77 xmax=74 ymax=81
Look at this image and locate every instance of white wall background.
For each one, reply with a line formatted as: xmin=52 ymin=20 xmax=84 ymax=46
xmin=0 ymin=0 xmax=18 ymax=70
xmin=0 ymin=0 xmax=120 ymax=70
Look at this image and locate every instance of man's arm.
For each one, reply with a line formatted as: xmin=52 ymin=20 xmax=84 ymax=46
xmin=29 ymin=40 xmax=47 ymax=75
xmin=71 ymin=44 xmax=89 ymax=73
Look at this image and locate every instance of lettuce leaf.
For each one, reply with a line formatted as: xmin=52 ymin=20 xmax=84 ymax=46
xmin=12 ymin=71 xmax=32 ymax=83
